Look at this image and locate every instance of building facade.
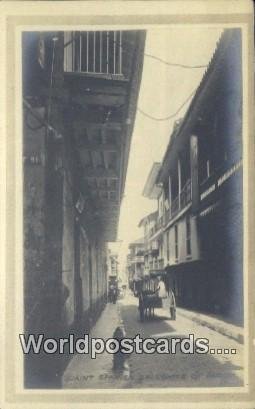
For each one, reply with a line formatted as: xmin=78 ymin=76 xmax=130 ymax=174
xmin=107 ymin=249 xmax=119 ymax=287
xmin=127 ymin=238 xmax=145 ymax=291
xmin=140 ymin=29 xmax=243 ymax=324
xmin=22 ymin=30 xmax=145 ymax=387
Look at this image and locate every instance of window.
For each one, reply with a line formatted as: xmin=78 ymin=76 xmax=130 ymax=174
xmin=186 ymin=216 xmax=191 ymax=256
xmin=174 ymin=225 xmax=178 ymax=260
xmin=166 ymin=231 xmax=170 ymax=261
xmin=64 ymin=31 xmax=123 ymax=75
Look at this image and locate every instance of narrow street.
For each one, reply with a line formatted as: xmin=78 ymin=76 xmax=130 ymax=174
xmin=21 ymin=29 xmax=245 ymax=393
xmin=63 ymin=292 xmax=244 ymax=389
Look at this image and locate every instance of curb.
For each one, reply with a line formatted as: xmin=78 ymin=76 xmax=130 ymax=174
xmin=178 ymin=309 xmax=244 ymax=344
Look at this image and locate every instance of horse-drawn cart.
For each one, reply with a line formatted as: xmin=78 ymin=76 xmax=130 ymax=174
xmin=137 ymin=271 xmax=176 ymax=321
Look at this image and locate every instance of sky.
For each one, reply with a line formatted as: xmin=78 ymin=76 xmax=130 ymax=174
xmin=109 ymin=26 xmax=223 ymax=278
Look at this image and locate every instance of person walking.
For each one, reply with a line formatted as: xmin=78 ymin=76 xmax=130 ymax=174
xmin=157 ymin=276 xmax=168 ymax=299
xmin=156 ymin=276 xmax=176 ymax=319
xmin=169 ymin=288 xmax=176 ymax=320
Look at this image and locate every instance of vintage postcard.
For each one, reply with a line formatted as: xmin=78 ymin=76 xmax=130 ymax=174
xmin=1 ymin=1 xmax=254 ymax=408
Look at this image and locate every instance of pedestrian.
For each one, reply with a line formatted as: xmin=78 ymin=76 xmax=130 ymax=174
xmin=156 ymin=276 xmax=176 ymax=319
xmin=157 ymin=276 xmax=168 ymax=299
xmin=169 ymin=288 xmax=176 ymax=320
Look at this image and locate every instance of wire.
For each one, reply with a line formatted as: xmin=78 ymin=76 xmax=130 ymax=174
xmin=144 ymin=52 xmax=208 ymax=69
xmin=120 ymin=38 xmax=208 ymax=69
xmin=137 ymin=86 xmax=197 ymax=122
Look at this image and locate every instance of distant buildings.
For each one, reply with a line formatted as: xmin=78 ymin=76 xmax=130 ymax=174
xmin=135 ymin=28 xmax=243 ymax=324
xmin=107 ymin=250 xmax=119 ymax=279
xmin=109 ymin=252 xmax=119 ymax=277
xmin=126 ymin=238 xmax=145 ymax=292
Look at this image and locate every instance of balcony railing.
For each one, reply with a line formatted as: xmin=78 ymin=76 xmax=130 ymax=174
xmin=165 ymin=179 xmax=192 ymax=224
xmin=147 ymin=216 xmax=164 ymax=239
xmin=145 ymin=180 xmax=192 ymax=240
xmin=133 ymin=256 xmax=144 ymax=264
xmin=64 ymin=31 xmax=123 ymax=76
xmin=150 ymin=258 xmax=164 ymax=271
xmin=171 ymin=196 xmax=179 ymax=219
xmin=157 ymin=216 xmax=164 ymax=229
xmin=180 ymin=179 xmax=192 ymax=209
xmin=158 ymin=258 xmax=164 ymax=269
xmin=149 ymin=226 xmax=157 ymax=237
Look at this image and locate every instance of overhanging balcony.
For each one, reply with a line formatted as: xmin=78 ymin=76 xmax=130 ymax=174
xmin=149 ymin=258 xmax=164 ymax=271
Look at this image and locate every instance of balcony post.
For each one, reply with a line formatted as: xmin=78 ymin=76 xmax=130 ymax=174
xmin=168 ymin=175 xmax=172 ymax=218
xmin=178 ymin=157 xmax=182 ymax=210
xmin=162 ymin=189 xmax=165 ymax=226
xmin=190 ymin=135 xmax=199 ymax=212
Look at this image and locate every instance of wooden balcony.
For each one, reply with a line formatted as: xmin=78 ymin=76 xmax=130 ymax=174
xmin=63 ymin=30 xmax=146 ymax=242
xmin=164 ymin=179 xmax=192 ymax=225
xmin=149 ymin=258 xmax=164 ymax=271
xmin=132 ymin=256 xmax=144 ymax=264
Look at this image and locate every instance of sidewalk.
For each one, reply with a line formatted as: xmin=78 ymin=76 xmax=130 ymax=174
xmin=178 ymin=307 xmax=244 ymax=344
xmin=62 ymin=303 xmax=129 ymax=389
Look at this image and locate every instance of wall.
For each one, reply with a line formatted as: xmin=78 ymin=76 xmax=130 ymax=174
xmin=198 ymin=170 xmax=243 ymax=323
xmin=23 ymin=108 xmax=47 ymax=335
xmin=61 ymin=170 xmax=75 ymax=327
xmin=80 ymin=227 xmax=91 ymax=315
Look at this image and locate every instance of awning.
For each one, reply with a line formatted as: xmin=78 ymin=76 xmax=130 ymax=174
xmin=165 ymin=260 xmax=204 ymax=275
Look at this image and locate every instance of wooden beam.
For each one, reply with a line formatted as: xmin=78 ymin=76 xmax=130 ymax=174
xmin=64 ymin=71 xmax=128 ymax=83
xmin=84 ymin=168 xmax=118 ymax=178
xmin=88 ymin=151 xmax=95 ymax=169
xmin=81 ymin=143 xmax=120 ymax=152
xmin=91 ymin=187 xmax=118 ymax=194
xmin=102 ymin=151 xmax=108 ymax=170
xmin=78 ymin=85 xmax=128 ymax=97
xmin=97 ymin=204 xmax=120 ymax=211
xmin=95 ymin=216 xmax=119 ymax=222
xmin=73 ymin=93 xmax=125 ymax=107
xmin=73 ymin=121 xmax=122 ymax=132
xmin=86 ymin=176 xmax=119 ymax=182
xmin=39 ymin=86 xmax=69 ymax=102
xmin=97 ymin=215 xmax=119 ymax=220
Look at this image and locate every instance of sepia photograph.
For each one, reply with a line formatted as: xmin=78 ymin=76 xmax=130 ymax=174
xmin=22 ymin=25 xmax=245 ymax=389
xmin=1 ymin=1 xmax=255 ymax=408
